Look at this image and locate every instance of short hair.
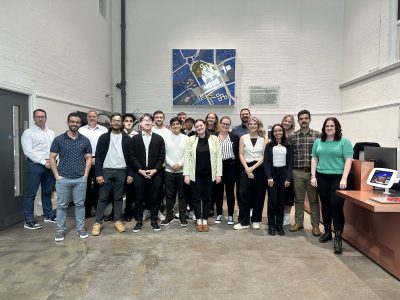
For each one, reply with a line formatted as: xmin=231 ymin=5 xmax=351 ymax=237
xmin=177 ymin=112 xmax=186 ymax=117
xmin=87 ymin=109 xmax=98 ymax=116
xmin=220 ymin=116 xmax=231 ymax=124
xmin=153 ymin=110 xmax=165 ymax=118
xmin=33 ymin=109 xmax=46 ymax=117
xmin=170 ymin=117 xmax=180 ymax=125
xmin=185 ymin=117 xmax=194 ymax=124
xmin=123 ymin=113 xmax=136 ymax=122
xmin=110 ymin=112 xmax=123 ymax=121
xmin=239 ymin=108 xmax=251 ymax=115
xmin=297 ymin=110 xmax=311 ymax=119
xmin=140 ymin=113 xmax=153 ymax=122
xmin=67 ymin=112 xmax=82 ymax=123
xmin=270 ymin=124 xmax=288 ymax=146
xmin=321 ymin=117 xmax=342 ymax=142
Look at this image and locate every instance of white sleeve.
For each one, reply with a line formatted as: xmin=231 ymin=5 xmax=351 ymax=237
xmin=21 ymin=130 xmax=45 ymax=165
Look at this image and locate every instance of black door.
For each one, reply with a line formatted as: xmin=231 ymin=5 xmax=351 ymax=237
xmin=0 ymin=89 xmax=29 ymax=230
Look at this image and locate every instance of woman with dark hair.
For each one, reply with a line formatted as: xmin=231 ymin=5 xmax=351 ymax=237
xmin=234 ymin=116 xmax=267 ymax=230
xmin=214 ymin=116 xmax=238 ymax=225
xmin=311 ymin=117 xmax=353 ymax=254
xmin=264 ymin=124 xmax=293 ymax=236
xmin=184 ymin=119 xmax=222 ymax=232
xmin=281 ymin=114 xmax=295 ymax=225
xmin=205 ymin=112 xmax=219 ymax=134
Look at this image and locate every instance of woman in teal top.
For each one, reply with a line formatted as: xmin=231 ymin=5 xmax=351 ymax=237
xmin=310 ymin=117 xmax=353 ymax=255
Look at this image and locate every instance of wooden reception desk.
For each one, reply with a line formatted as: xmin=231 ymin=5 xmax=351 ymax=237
xmin=336 ymin=190 xmax=400 ymax=279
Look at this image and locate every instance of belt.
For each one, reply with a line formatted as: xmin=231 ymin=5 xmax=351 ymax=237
xmin=293 ymin=167 xmax=311 ymax=172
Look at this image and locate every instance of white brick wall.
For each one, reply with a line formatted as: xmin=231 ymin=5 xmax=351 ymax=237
xmin=0 ymin=0 xmax=113 ymax=134
xmin=112 ymin=0 xmax=344 ymax=128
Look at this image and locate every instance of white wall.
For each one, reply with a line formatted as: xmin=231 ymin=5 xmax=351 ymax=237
xmin=0 ymin=0 xmax=113 ymax=134
xmin=340 ymin=0 xmax=400 ymax=166
xmin=113 ymin=0 xmax=344 ymax=129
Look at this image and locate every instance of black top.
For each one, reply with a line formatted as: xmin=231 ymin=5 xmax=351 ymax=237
xmin=195 ymin=137 xmax=211 ymax=176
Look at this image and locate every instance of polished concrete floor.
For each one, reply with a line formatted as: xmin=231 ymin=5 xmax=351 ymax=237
xmin=1 ymin=208 xmax=400 ymax=300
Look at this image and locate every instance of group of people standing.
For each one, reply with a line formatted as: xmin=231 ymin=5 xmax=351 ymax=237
xmin=22 ymin=107 xmax=353 ymax=254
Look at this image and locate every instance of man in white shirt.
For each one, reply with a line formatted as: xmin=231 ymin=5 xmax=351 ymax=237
xmin=91 ymin=113 xmax=134 ymax=236
xmin=21 ymin=109 xmax=55 ymax=229
xmin=161 ymin=117 xmax=189 ymax=226
xmin=78 ymin=110 xmax=108 ymax=217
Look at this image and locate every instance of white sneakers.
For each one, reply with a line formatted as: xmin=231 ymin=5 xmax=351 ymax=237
xmin=252 ymin=222 xmax=261 ymax=229
xmin=233 ymin=223 xmax=250 ymax=230
xmin=283 ymin=213 xmax=290 ymax=226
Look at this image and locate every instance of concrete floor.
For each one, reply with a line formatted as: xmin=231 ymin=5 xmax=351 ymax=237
xmin=1 ymin=209 xmax=400 ymax=300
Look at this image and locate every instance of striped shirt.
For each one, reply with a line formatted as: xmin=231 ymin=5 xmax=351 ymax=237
xmin=218 ymin=134 xmax=235 ymax=160
xmin=288 ymin=128 xmax=320 ymax=169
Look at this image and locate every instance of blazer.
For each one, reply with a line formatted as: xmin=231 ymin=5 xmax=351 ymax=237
xmin=264 ymin=142 xmax=293 ymax=182
xmin=95 ymin=131 xmax=133 ymax=177
xmin=183 ymin=134 xmax=222 ymax=182
xmin=129 ymin=131 xmax=165 ymax=172
xmin=213 ymin=131 xmax=239 ymax=159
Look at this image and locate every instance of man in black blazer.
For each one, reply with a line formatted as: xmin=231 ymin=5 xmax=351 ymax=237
xmin=129 ymin=113 xmax=165 ymax=232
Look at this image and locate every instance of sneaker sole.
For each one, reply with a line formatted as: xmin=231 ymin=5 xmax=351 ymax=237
xmin=132 ymin=228 xmax=142 ymax=233
xmin=24 ymin=224 xmax=42 ymax=230
xmin=153 ymin=228 xmax=161 ymax=231
xmin=54 ymin=237 xmax=64 ymax=242
xmin=215 ymin=221 xmax=221 ymax=224
xmin=180 ymin=223 xmax=188 ymax=227
xmin=161 ymin=220 xmax=173 ymax=226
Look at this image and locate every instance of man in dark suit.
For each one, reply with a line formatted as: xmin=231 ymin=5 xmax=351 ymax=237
xmin=129 ymin=113 xmax=166 ymax=232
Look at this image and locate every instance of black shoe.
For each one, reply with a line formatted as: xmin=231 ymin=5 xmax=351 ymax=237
xmin=132 ymin=222 xmax=143 ymax=233
xmin=24 ymin=222 xmax=43 ymax=230
xmin=151 ymin=221 xmax=161 ymax=231
xmin=334 ymin=231 xmax=343 ymax=254
xmin=319 ymin=231 xmax=332 ymax=243
xmin=268 ymin=227 xmax=276 ymax=236
xmin=276 ymin=226 xmax=285 ymax=236
xmin=124 ymin=215 xmax=132 ymax=222
xmin=180 ymin=218 xmax=188 ymax=227
xmin=161 ymin=217 xmax=174 ymax=226
xmin=104 ymin=214 xmax=114 ymax=222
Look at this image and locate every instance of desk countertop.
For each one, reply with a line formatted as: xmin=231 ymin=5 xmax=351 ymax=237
xmin=337 ymin=190 xmax=400 ymax=212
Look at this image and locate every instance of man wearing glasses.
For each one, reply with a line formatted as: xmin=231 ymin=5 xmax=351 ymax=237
xmin=21 ymin=109 xmax=56 ymax=229
xmin=91 ymin=113 xmax=134 ymax=236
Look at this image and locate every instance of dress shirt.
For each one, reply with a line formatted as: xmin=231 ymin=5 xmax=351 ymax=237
xmin=124 ymin=128 xmax=138 ymax=138
xmin=142 ymin=131 xmax=152 ymax=167
xmin=78 ymin=124 xmax=108 ymax=156
xmin=21 ymin=124 xmax=55 ymax=165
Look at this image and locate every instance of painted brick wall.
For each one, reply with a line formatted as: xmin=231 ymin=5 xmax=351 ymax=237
xmin=112 ymin=0 xmax=344 ymax=129
xmin=0 ymin=0 xmax=113 ymax=134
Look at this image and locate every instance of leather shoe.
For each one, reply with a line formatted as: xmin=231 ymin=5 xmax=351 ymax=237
xmin=196 ymin=224 xmax=203 ymax=232
xmin=276 ymin=225 xmax=285 ymax=236
xmin=268 ymin=227 xmax=276 ymax=236
xmin=202 ymin=224 xmax=209 ymax=232
xmin=289 ymin=223 xmax=303 ymax=232
xmin=124 ymin=215 xmax=132 ymax=222
xmin=312 ymin=226 xmax=321 ymax=236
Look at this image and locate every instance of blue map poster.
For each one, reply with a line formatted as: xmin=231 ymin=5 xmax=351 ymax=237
xmin=172 ymin=49 xmax=236 ymax=106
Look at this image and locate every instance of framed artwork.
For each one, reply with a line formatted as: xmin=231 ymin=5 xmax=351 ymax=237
xmin=172 ymin=49 xmax=236 ymax=106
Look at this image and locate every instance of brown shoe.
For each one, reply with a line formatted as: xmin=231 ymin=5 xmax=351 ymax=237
xmin=92 ymin=222 xmax=101 ymax=236
xmin=289 ymin=223 xmax=304 ymax=232
xmin=196 ymin=224 xmax=203 ymax=232
xmin=114 ymin=220 xmax=126 ymax=233
xmin=202 ymin=224 xmax=209 ymax=232
xmin=312 ymin=226 xmax=321 ymax=236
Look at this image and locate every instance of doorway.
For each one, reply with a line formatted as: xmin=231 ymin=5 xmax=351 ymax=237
xmin=0 ymin=89 xmax=29 ymax=230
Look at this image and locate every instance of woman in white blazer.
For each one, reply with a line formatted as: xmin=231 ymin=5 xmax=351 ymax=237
xmin=184 ymin=119 xmax=222 ymax=232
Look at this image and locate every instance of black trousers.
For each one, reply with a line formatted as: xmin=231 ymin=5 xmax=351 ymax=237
xmin=191 ymin=175 xmax=213 ymax=220
xmin=95 ymin=169 xmax=126 ymax=222
xmin=214 ymin=159 xmax=237 ymax=216
xmin=133 ymin=172 xmax=162 ymax=222
xmin=165 ymin=172 xmax=186 ymax=219
xmin=238 ymin=162 xmax=266 ymax=225
xmin=124 ymin=180 xmax=135 ymax=217
xmin=85 ymin=164 xmax=100 ymax=217
xmin=316 ymin=172 xmax=345 ymax=231
xmin=266 ymin=167 xmax=287 ymax=227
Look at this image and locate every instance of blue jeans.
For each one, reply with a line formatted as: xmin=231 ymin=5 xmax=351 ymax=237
xmin=23 ymin=159 xmax=55 ymax=222
xmin=55 ymin=176 xmax=87 ymax=231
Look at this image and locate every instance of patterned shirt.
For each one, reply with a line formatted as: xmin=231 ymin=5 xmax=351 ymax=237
xmin=288 ymin=128 xmax=320 ymax=169
xmin=50 ymin=132 xmax=92 ymax=179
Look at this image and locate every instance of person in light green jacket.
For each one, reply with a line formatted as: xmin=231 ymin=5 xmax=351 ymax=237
xmin=184 ymin=119 xmax=222 ymax=232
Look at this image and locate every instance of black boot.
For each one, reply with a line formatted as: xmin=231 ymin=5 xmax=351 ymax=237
xmin=334 ymin=230 xmax=343 ymax=255
xmin=319 ymin=224 xmax=332 ymax=243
